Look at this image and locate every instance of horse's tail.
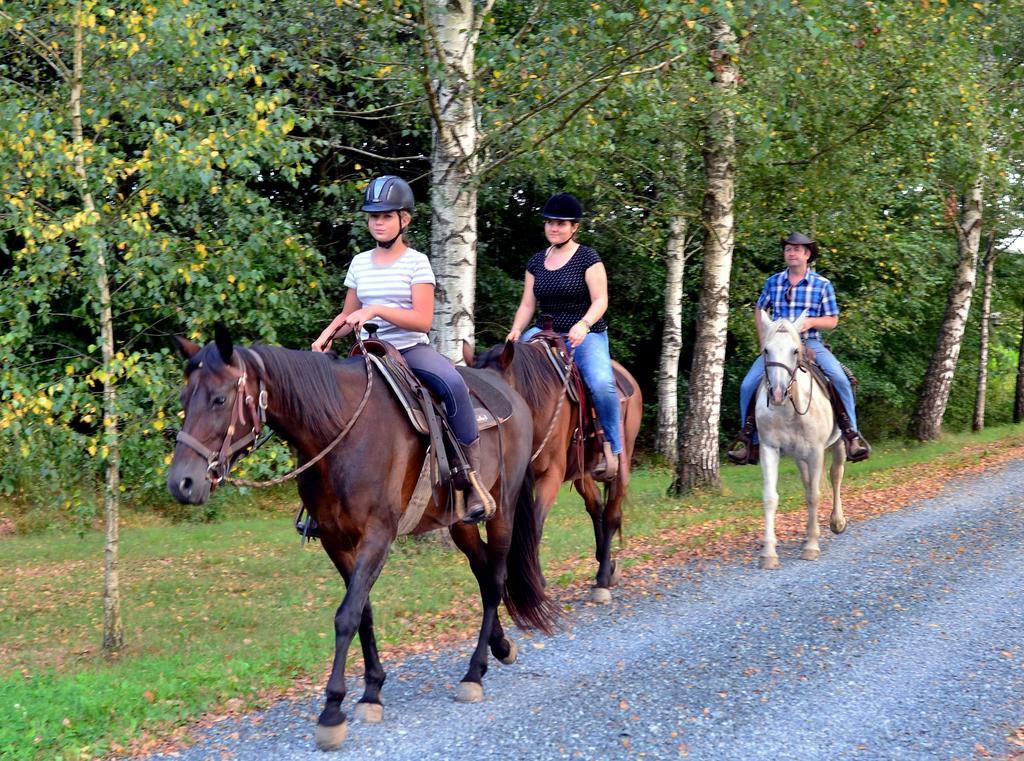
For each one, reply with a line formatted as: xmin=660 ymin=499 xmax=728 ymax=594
xmin=503 ymin=466 xmax=559 ymax=634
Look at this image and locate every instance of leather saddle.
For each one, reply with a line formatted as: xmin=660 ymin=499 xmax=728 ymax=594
xmin=527 ymin=317 xmax=635 ymax=470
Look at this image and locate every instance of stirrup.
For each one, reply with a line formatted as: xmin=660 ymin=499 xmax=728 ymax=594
xmin=843 ymin=432 xmax=871 ymax=463
xmin=592 ymin=441 xmax=618 ymax=482
xmin=460 ymin=470 xmax=496 ymax=524
xmin=726 ymin=439 xmax=758 ymax=465
xmin=294 ymin=505 xmax=320 ymax=544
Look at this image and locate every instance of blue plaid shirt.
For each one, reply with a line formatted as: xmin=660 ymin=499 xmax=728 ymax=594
xmin=756 ymin=269 xmax=839 ymax=341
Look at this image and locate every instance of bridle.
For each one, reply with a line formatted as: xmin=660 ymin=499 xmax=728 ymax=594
xmin=175 ymin=335 xmax=375 ymax=488
xmin=175 ymin=346 xmax=269 ymax=486
xmin=762 ymin=342 xmax=813 ymax=416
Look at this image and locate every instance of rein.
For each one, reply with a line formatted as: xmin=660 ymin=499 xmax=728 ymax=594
xmin=525 ymin=336 xmax=576 ymax=463
xmin=176 ymin=336 xmax=375 ymax=489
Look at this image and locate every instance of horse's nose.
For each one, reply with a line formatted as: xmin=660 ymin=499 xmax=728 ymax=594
xmin=772 ymin=387 xmax=785 ymax=405
xmin=178 ymin=476 xmax=193 ymax=497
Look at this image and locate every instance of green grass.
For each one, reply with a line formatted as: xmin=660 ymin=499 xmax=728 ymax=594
xmin=1 ymin=424 xmax=1022 ymax=759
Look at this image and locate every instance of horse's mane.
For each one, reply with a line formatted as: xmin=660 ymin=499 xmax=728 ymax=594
xmin=476 ymin=341 xmax=562 ymax=410
xmin=248 ymin=345 xmax=361 ymax=442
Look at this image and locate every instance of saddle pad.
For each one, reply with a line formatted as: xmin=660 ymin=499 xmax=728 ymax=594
xmin=613 ymin=367 xmax=635 ymax=400
xmin=457 ymin=366 xmax=514 ymax=424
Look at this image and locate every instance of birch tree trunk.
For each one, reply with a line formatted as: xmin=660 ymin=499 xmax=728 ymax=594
xmin=910 ymin=178 xmax=983 ymax=441
xmin=972 ymin=236 xmax=996 ymax=432
xmin=672 ymin=18 xmax=736 ymax=494
xmin=656 ymin=214 xmax=687 ymax=467
xmin=423 ymin=0 xmax=492 ymax=361
xmin=1015 ymin=311 xmax=1024 ymax=424
xmin=71 ymin=8 xmax=124 ymax=652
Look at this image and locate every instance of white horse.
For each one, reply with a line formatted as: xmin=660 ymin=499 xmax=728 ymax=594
xmin=756 ymin=310 xmax=847 ymax=570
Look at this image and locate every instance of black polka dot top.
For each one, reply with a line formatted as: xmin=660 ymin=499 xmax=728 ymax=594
xmin=526 ymin=245 xmax=608 ymax=333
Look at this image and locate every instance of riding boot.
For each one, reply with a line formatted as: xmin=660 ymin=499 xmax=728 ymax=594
xmin=593 ymin=440 xmax=619 ymax=482
xmin=727 ymin=396 xmax=760 ymax=465
xmin=453 ymin=439 xmax=496 ymax=524
xmin=829 ymin=392 xmax=871 ymax=462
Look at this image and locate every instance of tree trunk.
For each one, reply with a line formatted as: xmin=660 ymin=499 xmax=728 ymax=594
xmin=423 ymin=0 xmax=490 ymax=361
xmin=910 ymin=179 xmax=983 ymax=441
xmin=672 ymin=18 xmax=736 ymax=494
xmin=972 ymin=236 xmax=996 ymax=432
xmin=1015 ymin=310 xmax=1024 ymax=424
xmin=656 ymin=215 xmax=687 ymax=467
xmin=72 ymin=10 xmax=124 ymax=652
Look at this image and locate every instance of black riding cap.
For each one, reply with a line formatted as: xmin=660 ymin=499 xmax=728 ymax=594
xmin=780 ymin=231 xmax=819 ymax=262
xmin=362 ymin=175 xmax=415 ymax=213
xmin=542 ymin=193 xmax=584 ymax=221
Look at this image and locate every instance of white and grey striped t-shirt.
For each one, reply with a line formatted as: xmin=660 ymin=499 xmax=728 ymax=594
xmin=343 ymin=248 xmax=436 ymax=350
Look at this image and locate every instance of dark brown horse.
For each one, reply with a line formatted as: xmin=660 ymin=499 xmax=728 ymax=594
xmin=166 ymin=326 xmax=556 ymax=751
xmin=472 ymin=339 xmax=642 ymax=604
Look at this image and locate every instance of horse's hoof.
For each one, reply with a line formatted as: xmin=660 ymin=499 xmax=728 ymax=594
xmin=759 ymin=556 xmax=781 ymax=570
xmin=498 ymin=638 xmax=518 ymax=665
xmin=314 ymin=720 xmax=348 ymax=751
xmin=590 ymin=586 xmax=612 ymax=604
xmin=801 ymin=548 xmax=821 ymax=561
xmin=830 ymin=514 xmax=847 ymax=534
xmin=455 ymin=681 xmax=484 ymax=703
xmin=353 ymin=702 xmax=383 ymax=723
xmin=609 ymin=561 xmax=622 ymax=588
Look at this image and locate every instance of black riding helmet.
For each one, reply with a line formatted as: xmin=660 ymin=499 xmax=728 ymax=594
xmin=780 ymin=231 xmax=819 ymax=263
xmin=363 ymin=175 xmax=414 ymax=249
xmin=542 ymin=192 xmax=584 ymax=221
xmin=362 ymin=175 xmax=415 ymax=212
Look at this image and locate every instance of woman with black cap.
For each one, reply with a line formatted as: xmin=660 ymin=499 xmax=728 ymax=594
xmin=727 ymin=231 xmax=870 ymax=465
xmin=312 ymin=175 xmax=495 ymax=523
xmin=505 ymin=192 xmax=626 ymax=483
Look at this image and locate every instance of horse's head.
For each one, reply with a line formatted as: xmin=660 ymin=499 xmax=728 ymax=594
xmin=471 ymin=340 xmax=517 ymax=379
xmin=761 ymin=309 xmax=807 ymax=406
xmin=166 ymin=324 xmax=265 ymax=505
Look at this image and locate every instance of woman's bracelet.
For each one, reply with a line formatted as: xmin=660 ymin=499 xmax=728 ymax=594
xmin=576 ymin=319 xmax=591 ymax=333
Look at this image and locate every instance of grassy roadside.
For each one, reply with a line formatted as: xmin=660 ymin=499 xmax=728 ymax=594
xmin=2 ymin=425 xmax=1023 ymax=759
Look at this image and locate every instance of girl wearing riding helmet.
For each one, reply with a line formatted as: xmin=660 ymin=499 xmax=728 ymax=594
xmin=312 ymin=175 xmax=495 ymax=523
xmin=505 ymin=192 xmax=626 ymax=483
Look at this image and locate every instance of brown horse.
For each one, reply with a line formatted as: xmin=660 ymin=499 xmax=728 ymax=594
xmin=166 ymin=326 xmax=556 ymax=751
xmin=472 ymin=339 xmax=642 ymax=604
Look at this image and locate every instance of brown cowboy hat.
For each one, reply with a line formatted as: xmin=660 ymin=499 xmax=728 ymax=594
xmin=780 ymin=231 xmax=819 ymax=262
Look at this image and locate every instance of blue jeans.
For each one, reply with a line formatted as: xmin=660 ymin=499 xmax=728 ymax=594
xmin=739 ymin=338 xmax=858 ymax=444
xmin=401 ymin=343 xmax=478 ymax=446
xmin=522 ymin=327 xmax=623 ymax=454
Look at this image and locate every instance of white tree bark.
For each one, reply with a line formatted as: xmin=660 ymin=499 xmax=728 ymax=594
xmin=71 ymin=9 xmax=123 ymax=652
xmin=423 ymin=0 xmax=492 ymax=361
xmin=911 ymin=178 xmax=983 ymax=441
xmin=673 ymin=18 xmax=736 ymax=494
xmin=656 ymin=215 xmax=687 ymax=466
xmin=972 ymin=237 xmax=996 ymax=432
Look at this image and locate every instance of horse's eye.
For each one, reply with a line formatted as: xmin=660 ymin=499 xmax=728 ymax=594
xmin=212 ymin=395 xmax=227 ymax=407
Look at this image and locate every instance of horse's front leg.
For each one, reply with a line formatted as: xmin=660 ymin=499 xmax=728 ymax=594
xmin=797 ymin=449 xmax=824 ymax=561
xmin=829 ymin=439 xmax=848 ymax=534
xmin=315 ymin=533 xmax=391 ymax=751
xmin=759 ymin=445 xmax=782 ymax=570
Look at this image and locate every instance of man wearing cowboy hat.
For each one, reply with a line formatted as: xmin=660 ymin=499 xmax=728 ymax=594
xmin=727 ymin=231 xmax=870 ymax=465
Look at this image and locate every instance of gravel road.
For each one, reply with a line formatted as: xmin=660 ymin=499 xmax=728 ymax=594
xmin=143 ymin=459 xmax=1024 ymax=761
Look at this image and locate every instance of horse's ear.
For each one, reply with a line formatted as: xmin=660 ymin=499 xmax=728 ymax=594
xmin=462 ymin=339 xmax=475 ymax=367
xmin=792 ymin=309 xmax=809 ymax=334
xmin=171 ymin=335 xmax=200 ymax=360
xmin=759 ymin=309 xmax=773 ymax=329
xmin=214 ymin=322 xmax=234 ymax=364
xmin=498 ymin=340 xmax=516 ymax=371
